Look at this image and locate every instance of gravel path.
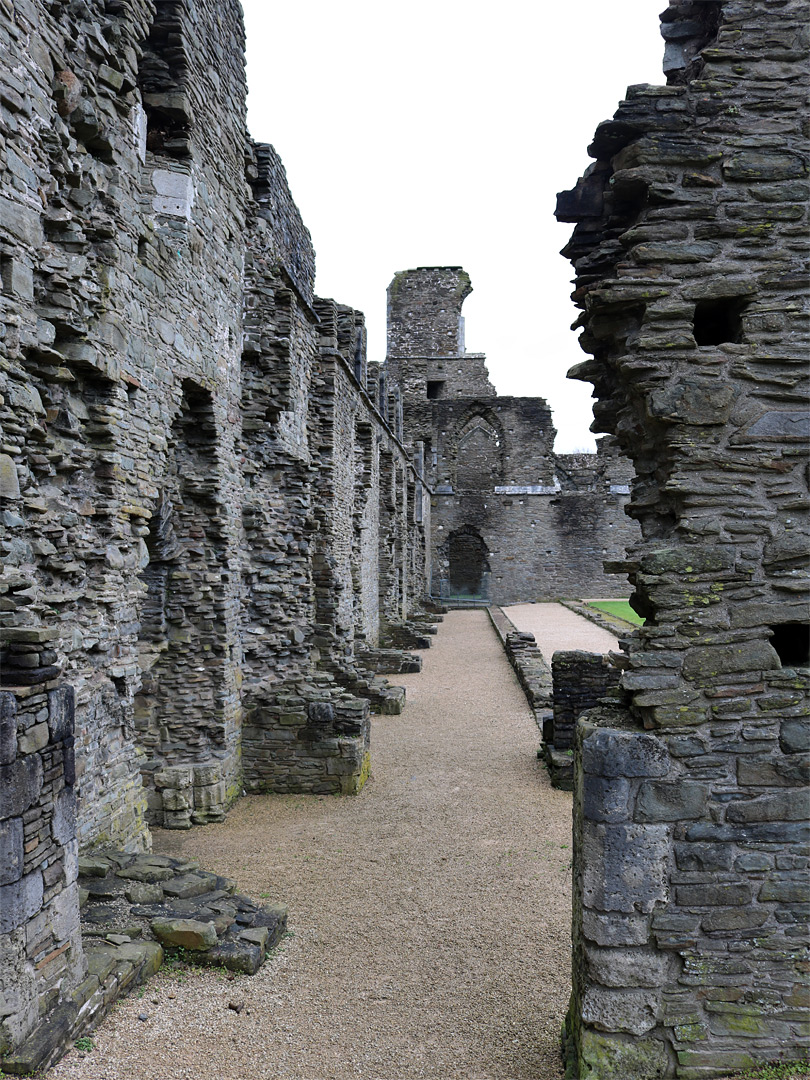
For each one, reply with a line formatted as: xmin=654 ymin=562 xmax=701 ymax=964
xmin=51 ymin=610 xmax=572 ymax=1080
xmin=504 ymin=602 xmax=620 ymax=660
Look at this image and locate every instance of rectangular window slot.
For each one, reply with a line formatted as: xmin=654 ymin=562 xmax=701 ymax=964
xmin=770 ymin=623 xmax=810 ymax=668
xmin=693 ymin=296 xmax=749 ymax=346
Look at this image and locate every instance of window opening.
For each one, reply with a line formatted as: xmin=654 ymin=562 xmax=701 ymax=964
xmin=770 ymin=623 xmax=810 ymax=668
xmin=427 ymin=380 xmax=445 ymax=400
xmin=693 ymin=297 xmax=748 ymax=346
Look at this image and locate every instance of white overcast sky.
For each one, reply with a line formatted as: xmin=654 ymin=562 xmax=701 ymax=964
xmin=240 ymin=1 xmax=666 ymax=452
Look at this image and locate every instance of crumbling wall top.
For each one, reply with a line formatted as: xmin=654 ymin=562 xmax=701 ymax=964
xmin=387 ymin=267 xmax=472 ymax=358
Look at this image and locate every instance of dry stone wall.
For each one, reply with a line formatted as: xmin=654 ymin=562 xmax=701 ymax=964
xmin=387 ymin=268 xmax=640 ymax=604
xmin=0 ymin=0 xmax=430 ymax=1060
xmin=557 ymin=2 xmax=809 ymax=1076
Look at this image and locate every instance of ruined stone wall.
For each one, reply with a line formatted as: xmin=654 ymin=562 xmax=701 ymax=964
xmin=387 ymin=268 xmax=640 ymax=604
xmin=550 ymin=651 xmax=623 ymax=753
xmin=557 ymin=2 xmax=809 ymax=1075
xmin=1 ymin=0 xmax=431 ymax=1057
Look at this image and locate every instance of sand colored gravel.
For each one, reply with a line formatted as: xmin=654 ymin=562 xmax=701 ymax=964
xmin=50 ymin=610 xmax=573 ymax=1080
xmin=504 ymin=602 xmax=620 ymax=660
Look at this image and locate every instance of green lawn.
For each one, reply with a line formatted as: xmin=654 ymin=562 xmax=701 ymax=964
xmin=585 ymin=599 xmax=644 ymax=626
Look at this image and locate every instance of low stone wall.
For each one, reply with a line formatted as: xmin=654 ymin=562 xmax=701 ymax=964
xmin=487 ymin=606 xmax=552 ymax=725
xmin=550 ymin=651 xmax=624 ymax=752
xmin=540 ymin=651 xmax=622 ymax=791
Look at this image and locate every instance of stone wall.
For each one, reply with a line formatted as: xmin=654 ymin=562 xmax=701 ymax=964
xmin=387 ymin=268 xmax=640 ymax=604
xmin=557 ymin=1 xmax=809 ymax=1076
xmin=0 ymin=688 xmax=84 ymax=1061
xmin=540 ymin=651 xmax=623 ymax=790
xmin=550 ymin=651 xmax=623 ymax=753
xmin=0 ymin=0 xmax=431 ymax=1058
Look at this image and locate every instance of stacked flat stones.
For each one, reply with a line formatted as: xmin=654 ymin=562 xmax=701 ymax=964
xmin=79 ymin=850 xmax=286 ymax=975
xmin=556 ymin=1 xmax=809 ymax=1076
xmin=2 ymin=849 xmax=285 ymax=1075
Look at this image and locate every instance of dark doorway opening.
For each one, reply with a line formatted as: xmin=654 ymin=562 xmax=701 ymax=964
xmin=447 ymin=530 xmax=490 ymax=600
xmin=770 ymin=623 xmax=810 ymax=668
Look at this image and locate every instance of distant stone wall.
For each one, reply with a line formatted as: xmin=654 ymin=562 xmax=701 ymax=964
xmin=557 ymin=1 xmax=809 ymax=1075
xmin=387 ymin=268 xmax=640 ymax=604
xmin=550 ymin=651 xmax=622 ymax=752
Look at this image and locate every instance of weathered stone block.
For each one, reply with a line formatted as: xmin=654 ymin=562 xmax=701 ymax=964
xmin=0 ymin=870 xmax=43 ymax=933
xmin=582 ymin=986 xmax=659 ymax=1035
xmin=701 ymin=907 xmax=769 ymax=932
xmin=116 ymin=863 xmax=175 ymax=884
xmin=578 ymin=1029 xmax=670 ymax=1080
xmin=200 ymin=939 xmax=263 ymax=974
xmin=635 ymin=781 xmax=708 ymax=822
xmin=51 ymin=787 xmax=76 ymax=846
xmin=0 ymin=817 xmax=24 ymax=886
xmin=726 ymin=790 xmax=809 ymax=823
xmin=17 ymin=722 xmax=48 ymax=755
xmin=682 ymin=641 xmax=780 ymax=680
xmin=47 ymin=686 xmax=75 ymax=747
xmin=0 ymin=455 xmax=21 ymax=500
xmin=0 ymin=694 xmax=16 ymax=766
xmin=582 ymin=728 xmax=670 ymax=778
xmin=150 ymin=918 xmax=217 ymax=950
xmin=161 ymin=873 xmax=219 ymax=899
xmin=675 ymin=882 xmax=752 ymax=907
xmin=723 ymin=150 xmax=807 ymax=181
xmin=758 ymin=875 xmax=810 ymax=904
xmin=124 ymin=882 xmax=164 ymax=905
xmin=582 ymin=911 xmax=651 ymax=947
xmin=649 ymin=377 xmax=735 ymax=425
xmin=587 ymin=946 xmax=672 ymax=989
xmin=582 ymin=822 xmax=671 ymax=914
xmin=583 ymin=777 xmax=631 ymax=823
xmin=780 ymin=719 xmax=810 ymax=754
xmin=0 ymin=755 xmax=43 ymax=822
xmin=674 ymin=842 xmax=733 ymax=873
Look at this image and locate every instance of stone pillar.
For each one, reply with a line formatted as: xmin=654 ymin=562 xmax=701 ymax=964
xmin=0 ymin=688 xmax=85 ymax=1058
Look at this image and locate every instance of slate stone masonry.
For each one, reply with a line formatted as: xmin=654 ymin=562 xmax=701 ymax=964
xmin=557 ymin=1 xmax=810 ymax=1076
xmin=0 ymin=0 xmax=430 ymax=1062
xmin=0 ymin=688 xmax=84 ymax=1064
xmin=542 ymin=651 xmax=623 ymax=790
